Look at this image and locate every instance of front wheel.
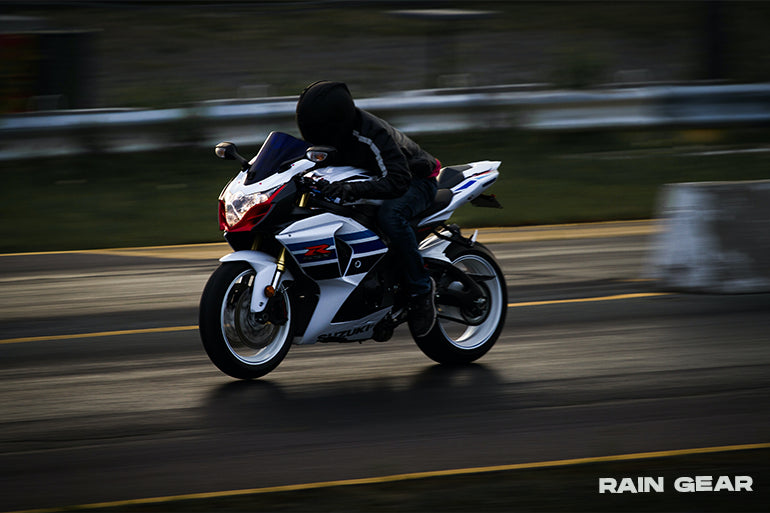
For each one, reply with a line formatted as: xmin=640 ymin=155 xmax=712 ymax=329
xmin=413 ymin=244 xmax=507 ymax=364
xmin=199 ymin=262 xmax=293 ymax=379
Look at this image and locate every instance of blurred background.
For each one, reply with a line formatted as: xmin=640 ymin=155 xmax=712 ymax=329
xmin=4 ymin=0 xmax=770 ymax=107
xmin=1 ymin=0 xmax=769 ymax=251
xmin=2 ymin=5 xmax=770 ymax=512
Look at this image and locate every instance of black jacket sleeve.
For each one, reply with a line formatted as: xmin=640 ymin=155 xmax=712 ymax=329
xmin=344 ymin=110 xmax=437 ymax=200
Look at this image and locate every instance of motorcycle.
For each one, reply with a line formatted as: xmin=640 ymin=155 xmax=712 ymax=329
xmin=199 ymin=131 xmax=507 ymax=379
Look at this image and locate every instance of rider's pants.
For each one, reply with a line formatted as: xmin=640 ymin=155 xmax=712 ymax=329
xmin=377 ymin=176 xmax=438 ymax=297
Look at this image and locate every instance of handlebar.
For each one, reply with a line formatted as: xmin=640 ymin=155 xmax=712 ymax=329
xmin=293 ymin=175 xmax=358 ymax=218
xmin=294 ymin=175 xmax=344 ymax=205
xmin=294 ymin=174 xmax=323 ymax=192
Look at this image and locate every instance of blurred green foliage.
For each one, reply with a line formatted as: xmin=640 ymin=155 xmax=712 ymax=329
xmin=1 ymin=128 xmax=768 ymax=253
xmin=3 ymin=3 xmax=770 ymax=252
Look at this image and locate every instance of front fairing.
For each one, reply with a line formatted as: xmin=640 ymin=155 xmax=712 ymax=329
xmin=219 ymin=133 xmax=314 ymax=232
xmin=222 ymin=133 xmax=313 ymax=196
xmin=217 ymin=130 xmax=380 ymax=233
xmin=245 ymin=131 xmax=310 ymax=185
xmin=219 ymin=160 xmax=313 ymax=230
xmin=219 ymin=160 xmax=312 ymax=203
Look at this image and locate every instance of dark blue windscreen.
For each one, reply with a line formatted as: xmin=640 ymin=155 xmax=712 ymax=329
xmin=245 ymin=132 xmax=310 ymax=184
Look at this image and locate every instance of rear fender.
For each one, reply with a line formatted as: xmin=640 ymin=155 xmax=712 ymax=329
xmin=220 ymin=251 xmax=293 ymax=313
xmin=418 ymin=229 xmax=479 ymax=262
xmin=418 ymin=234 xmax=452 ymax=262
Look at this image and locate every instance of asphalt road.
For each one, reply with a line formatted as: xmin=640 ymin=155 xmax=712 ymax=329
xmin=1 ymin=223 xmax=769 ymax=512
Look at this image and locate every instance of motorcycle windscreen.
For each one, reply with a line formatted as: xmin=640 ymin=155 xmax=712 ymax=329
xmin=245 ymin=131 xmax=310 ymax=185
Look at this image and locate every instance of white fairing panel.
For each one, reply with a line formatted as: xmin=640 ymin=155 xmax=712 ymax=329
xmin=220 ymin=159 xmax=315 ymax=200
xmin=276 ymin=213 xmax=390 ymax=344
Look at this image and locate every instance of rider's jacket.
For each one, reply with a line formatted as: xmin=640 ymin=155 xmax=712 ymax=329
xmin=295 ymin=80 xmax=438 ymax=200
xmin=343 ymin=109 xmax=439 ymax=199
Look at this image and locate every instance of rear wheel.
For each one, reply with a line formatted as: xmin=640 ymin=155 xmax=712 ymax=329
xmin=413 ymin=244 xmax=507 ymax=364
xmin=199 ymin=262 xmax=293 ymax=379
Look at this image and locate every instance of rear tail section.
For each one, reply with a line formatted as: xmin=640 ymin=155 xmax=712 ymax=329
xmin=418 ymin=161 xmax=501 ymax=226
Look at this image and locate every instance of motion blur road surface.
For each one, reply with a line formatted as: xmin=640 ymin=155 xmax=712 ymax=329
xmin=1 ymin=222 xmax=769 ymax=511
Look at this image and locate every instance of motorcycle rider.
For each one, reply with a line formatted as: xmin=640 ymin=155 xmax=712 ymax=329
xmin=295 ymin=80 xmax=440 ymax=337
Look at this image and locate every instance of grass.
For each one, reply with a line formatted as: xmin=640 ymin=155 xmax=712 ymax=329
xmin=1 ymin=128 xmax=769 ymax=253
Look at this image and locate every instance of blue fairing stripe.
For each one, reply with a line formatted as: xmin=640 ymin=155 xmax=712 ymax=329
xmin=338 ymin=230 xmax=377 ymax=242
xmin=339 ymin=230 xmax=387 ymax=254
xmin=350 ymin=239 xmax=387 ymax=254
xmin=454 ymin=180 xmax=476 ymax=191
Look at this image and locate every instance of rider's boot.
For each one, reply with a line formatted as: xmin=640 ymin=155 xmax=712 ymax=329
xmin=408 ymin=278 xmax=437 ymax=337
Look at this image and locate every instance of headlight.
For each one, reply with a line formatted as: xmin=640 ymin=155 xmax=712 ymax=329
xmin=222 ymin=187 xmax=277 ymax=227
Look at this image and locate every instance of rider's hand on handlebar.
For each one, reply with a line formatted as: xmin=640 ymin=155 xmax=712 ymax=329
xmin=320 ymin=181 xmax=357 ymax=203
xmin=300 ymin=176 xmax=328 ymax=195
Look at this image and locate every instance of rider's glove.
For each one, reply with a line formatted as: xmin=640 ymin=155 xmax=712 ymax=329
xmin=322 ymin=181 xmax=357 ymax=203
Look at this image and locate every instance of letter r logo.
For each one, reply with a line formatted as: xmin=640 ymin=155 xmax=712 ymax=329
xmin=304 ymin=244 xmax=332 ymax=256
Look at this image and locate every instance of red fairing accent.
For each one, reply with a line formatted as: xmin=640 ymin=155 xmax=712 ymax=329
xmin=429 ymin=159 xmax=442 ymax=178
xmin=221 ymin=185 xmax=285 ymax=233
xmin=218 ymin=200 xmax=228 ymax=231
xmin=227 ymin=203 xmax=274 ymax=232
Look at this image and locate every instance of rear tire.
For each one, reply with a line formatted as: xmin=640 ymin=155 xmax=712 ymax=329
xmin=199 ymin=262 xmax=293 ymax=379
xmin=413 ymin=243 xmax=507 ymax=364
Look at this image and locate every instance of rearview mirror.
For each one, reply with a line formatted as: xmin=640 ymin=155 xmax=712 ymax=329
xmin=215 ymin=142 xmax=249 ymax=169
xmin=306 ymin=146 xmax=337 ymax=165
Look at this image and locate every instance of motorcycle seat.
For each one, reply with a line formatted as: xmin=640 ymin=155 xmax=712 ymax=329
xmin=417 ymin=187 xmax=453 ymax=221
xmin=413 ymin=165 xmax=468 ymax=221
xmin=436 ymin=165 xmax=471 ymax=189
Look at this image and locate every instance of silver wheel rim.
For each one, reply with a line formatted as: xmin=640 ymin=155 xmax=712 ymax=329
xmin=220 ymin=269 xmax=291 ymax=365
xmin=437 ymin=254 xmax=503 ymax=350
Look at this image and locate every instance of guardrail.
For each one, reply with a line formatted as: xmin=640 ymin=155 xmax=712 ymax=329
xmin=2 ymin=83 xmax=770 ymax=160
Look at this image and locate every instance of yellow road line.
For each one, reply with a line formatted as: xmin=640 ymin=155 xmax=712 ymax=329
xmin=0 ymin=221 xmax=656 ymax=259
xmin=0 ymin=242 xmax=229 ymax=258
xmin=0 ymin=292 xmax=670 ymax=345
xmin=6 ymin=442 xmax=769 ymax=513
xmin=508 ymin=292 xmax=670 ymax=308
xmin=476 ymin=220 xmax=657 ymax=243
xmin=0 ymin=326 xmax=198 ymax=345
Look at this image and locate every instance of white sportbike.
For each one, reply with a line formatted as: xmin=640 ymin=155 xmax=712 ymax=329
xmin=199 ymin=131 xmax=507 ymax=379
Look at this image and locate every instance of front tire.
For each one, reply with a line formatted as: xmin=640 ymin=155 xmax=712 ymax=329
xmin=413 ymin=243 xmax=507 ymax=364
xmin=199 ymin=262 xmax=293 ymax=379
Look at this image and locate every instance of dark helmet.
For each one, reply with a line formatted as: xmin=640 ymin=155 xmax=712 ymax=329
xmin=296 ymin=81 xmax=357 ymax=147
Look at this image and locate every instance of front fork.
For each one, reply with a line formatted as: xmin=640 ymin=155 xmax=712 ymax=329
xmin=237 ymin=190 xmax=308 ymax=307
xmin=219 ymin=247 xmax=293 ymax=317
xmin=240 ymin=191 xmax=309 ymax=322
xmin=263 ymin=190 xmax=308 ymax=300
